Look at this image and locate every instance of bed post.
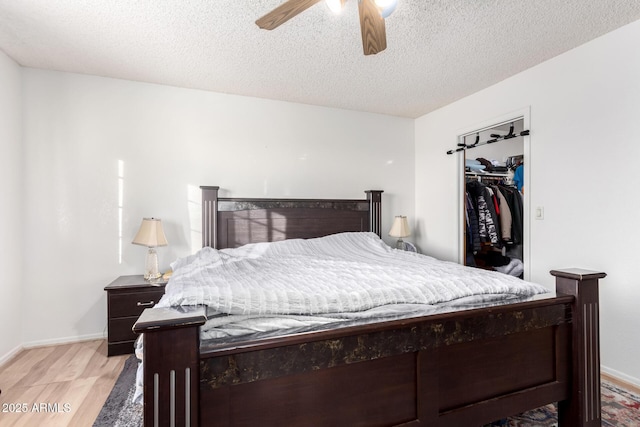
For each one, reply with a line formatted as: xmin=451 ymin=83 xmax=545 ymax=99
xmin=365 ymin=190 xmax=383 ymax=237
xmin=201 ymin=186 xmax=220 ymax=248
xmin=551 ymin=268 xmax=606 ymax=427
xmin=133 ymin=306 xmax=207 ymax=427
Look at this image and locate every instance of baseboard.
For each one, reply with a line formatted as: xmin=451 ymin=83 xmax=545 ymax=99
xmin=602 ymin=365 xmax=640 ymax=389
xmin=22 ymin=332 xmax=105 ymax=349
xmin=0 ymin=344 xmax=24 ymax=368
xmin=0 ymin=333 xmax=107 ymax=367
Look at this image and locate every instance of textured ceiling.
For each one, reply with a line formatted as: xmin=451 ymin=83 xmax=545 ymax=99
xmin=1 ymin=1 xmax=640 ymax=118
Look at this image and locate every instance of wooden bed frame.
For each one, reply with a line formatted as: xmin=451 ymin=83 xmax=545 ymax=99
xmin=133 ymin=186 xmax=605 ymax=427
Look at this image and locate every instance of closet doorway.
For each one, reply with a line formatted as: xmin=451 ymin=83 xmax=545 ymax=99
xmin=459 ymin=115 xmax=529 ymax=279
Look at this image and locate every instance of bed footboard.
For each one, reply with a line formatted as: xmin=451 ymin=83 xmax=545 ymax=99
xmin=133 ymin=306 xmax=207 ymax=427
xmin=551 ymin=268 xmax=605 ymax=427
xmin=132 ymin=269 xmax=605 ymax=427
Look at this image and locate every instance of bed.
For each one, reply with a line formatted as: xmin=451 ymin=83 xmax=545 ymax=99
xmin=133 ymin=186 xmax=605 ymax=427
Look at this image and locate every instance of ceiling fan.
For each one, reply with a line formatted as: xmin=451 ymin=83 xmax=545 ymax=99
xmin=256 ymin=0 xmax=398 ymax=56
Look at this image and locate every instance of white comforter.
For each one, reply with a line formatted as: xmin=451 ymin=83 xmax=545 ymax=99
xmin=156 ymin=232 xmax=548 ymax=316
xmin=135 ymin=233 xmax=549 ymax=404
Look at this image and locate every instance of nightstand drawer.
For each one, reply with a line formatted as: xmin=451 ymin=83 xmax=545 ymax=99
xmin=109 ymin=290 xmax=165 ymax=318
xmin=105 ymin=275 xmax=167 ymax=357
xmin=109 ymin=316 xmax=140 ymax=342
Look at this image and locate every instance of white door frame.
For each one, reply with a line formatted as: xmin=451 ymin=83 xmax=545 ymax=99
xmin=456 ymin=107 xmax=531 ymax=280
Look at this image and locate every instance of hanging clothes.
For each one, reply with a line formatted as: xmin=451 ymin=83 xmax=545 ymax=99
xmin=491 ymin=185 xmax=512 ymax=241
xmin=465 ymin=193 xmax=481 ymax=253
xmin=497 ymin=185 xmax=523 ymax=245
xmin=513 ymin=164 xmax=524 ymax=193
xmin=466 ymin=181 xmax=500 ymax=244
xmin=465 ymin=177 xmax=524 ymax=278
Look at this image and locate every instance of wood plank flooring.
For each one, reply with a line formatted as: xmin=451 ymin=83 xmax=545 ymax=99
xmin=602 ymin=372 xmax=640 ymax=395
xmin=0 ymin=340 xmax=128 ymax=427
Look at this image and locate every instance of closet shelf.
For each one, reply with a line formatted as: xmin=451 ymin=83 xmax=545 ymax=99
xmin=465 ymin=172 xmax=510 ymax=178
xmin=464 ymin=172 xmax=509 ymax=178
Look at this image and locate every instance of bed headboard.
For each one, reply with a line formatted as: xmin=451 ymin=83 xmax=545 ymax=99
xmin=201 ymin=186 xmax=383 ymax=249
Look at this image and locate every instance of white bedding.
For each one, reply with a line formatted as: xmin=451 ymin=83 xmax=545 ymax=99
xmin=157 ymin=232 xmax=548 ymax=316
xmin=135 ymin=232 xmax=549 ymax=404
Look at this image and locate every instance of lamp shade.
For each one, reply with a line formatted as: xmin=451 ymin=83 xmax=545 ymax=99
xmin=388 ymin=215 xmax=410 ymax=238
xmin=132 ymin=218 xmax=168 ymax=247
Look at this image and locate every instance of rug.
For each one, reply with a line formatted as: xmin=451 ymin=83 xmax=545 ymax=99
xmin=95 ymin=356 xmax=640 ymax=426
xmin=93 ymin=355 xmax=142 ymax=427
xmin=485 ymin=380 xmax=640 ymax=427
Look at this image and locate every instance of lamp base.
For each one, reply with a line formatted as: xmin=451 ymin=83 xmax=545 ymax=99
xmin=395 ymin=238 xmax=405 ymax=250
xmin=144 ymin=248 xmax=161 ymax=281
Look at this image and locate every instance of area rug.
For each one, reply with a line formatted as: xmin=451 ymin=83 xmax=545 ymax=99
xmin=484 ymin=379 xmax=640 ymax=427
xmin=93 ymin=355 xmax=142 ymax=427
xmin=95 ymin=356 xmax=640 ymax=426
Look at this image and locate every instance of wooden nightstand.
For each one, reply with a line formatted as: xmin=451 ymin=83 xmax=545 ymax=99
xmin=104 ymin=275 xmax=167 ymax=356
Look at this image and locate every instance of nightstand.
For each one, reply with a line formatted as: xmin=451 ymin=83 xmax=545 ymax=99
xmin=104 ymin=275 xmax=167 ymax=356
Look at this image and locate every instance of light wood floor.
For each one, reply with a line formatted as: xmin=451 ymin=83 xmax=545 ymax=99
xmin=602 ymin=372 xmax=640 ymax=395
xmin=0 ymin=340 xmax=128 ymax=427
xmin=1 ymin=340 xmax=639 ymax=427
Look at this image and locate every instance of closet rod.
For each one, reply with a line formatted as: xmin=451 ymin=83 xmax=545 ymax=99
xmin=446 ymin=129 xmax=530 ymax=155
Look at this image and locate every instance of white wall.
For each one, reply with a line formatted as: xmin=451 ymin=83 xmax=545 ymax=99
xmin=0 ymin=50 xmax=23 ymax=364
xmin=20 ymin=69 xmax=415 ymax=347
xmin=415 ymin=20 xmax=640 ymax=385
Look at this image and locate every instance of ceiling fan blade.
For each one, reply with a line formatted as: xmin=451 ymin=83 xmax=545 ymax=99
xmin=358 ymin=0 xmax=387 ymax=55
xmin=256 ymin=0 xmax=324 ymax=30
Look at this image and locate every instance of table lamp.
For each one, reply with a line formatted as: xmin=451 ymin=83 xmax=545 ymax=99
xmin=388 ymin=215 xmax=410 ymax=250
xmin=132 ymin=218 xmax=168 ymax=281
